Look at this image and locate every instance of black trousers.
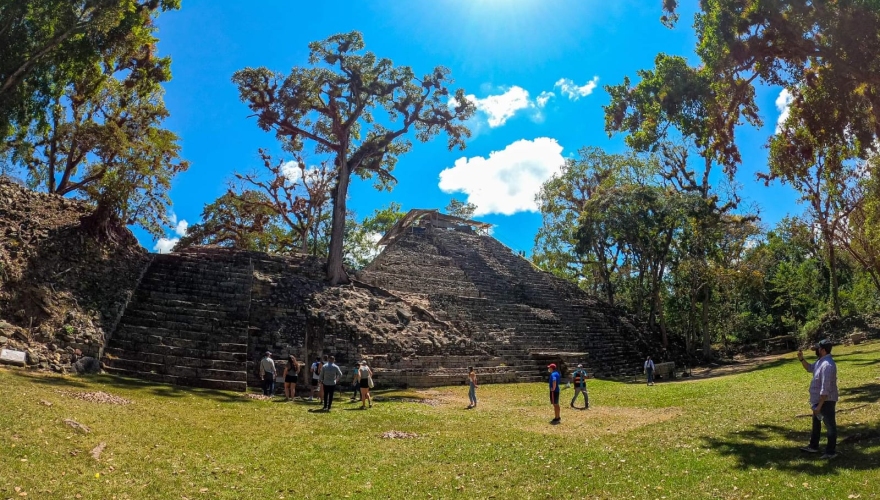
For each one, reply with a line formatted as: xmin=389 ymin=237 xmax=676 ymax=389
xmin=322 ymin=384 xmax=337 ymax=409
xmin=809 ymin=401 xmax=837 ymax=454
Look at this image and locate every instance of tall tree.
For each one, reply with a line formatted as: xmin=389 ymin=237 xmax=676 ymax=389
xmin=444 ymin=198 xmax=477 ymax=219
xmin=234 ymin=149 xmax=335 ymax=255
xmin=233 ymin=31 xmax=474 ymax=284
xmin=1 ymin=0 xmax=185 ymax=239
xmin=345 ymin=202 xmax=407 ymax=269
xmin=660 ymin=1 xmax=880 ymax=166
xmin=605 ymin=54 xmax=756 ymax=358
xmin=534 ymin=147 xmax=635 ymax=297
xmin=175 ymin=190 xmax=285 ymax=253
xmin=763 ymin=102 xmax=863 ymax=316
xmin=1 ymin=0 xmax=180 ymax=144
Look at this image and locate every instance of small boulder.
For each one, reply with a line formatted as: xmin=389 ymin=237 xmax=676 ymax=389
xmin=396 ymin=307 xmax=412 ymax=325
xmin=0 ymin=348 xmax=27 ymax=366
xmin=73 ymin=357 xmax=101 ymax=374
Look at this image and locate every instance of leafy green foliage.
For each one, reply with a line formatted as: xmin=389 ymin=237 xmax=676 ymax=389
xmin=444 ymin=198 xmax=477 ymax=219
xmin=1 ymin=0 xmax=186 ymax=238
xmin=174 ymin=191 xmax=289 ymax=253
xmin=345 ymin=202 xmax=407 ymax=269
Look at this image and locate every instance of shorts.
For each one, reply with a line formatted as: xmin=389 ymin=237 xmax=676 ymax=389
xmin=549 ymin=390 xmax=560 ymax=405
xmin=285 ymin=375 xmax=298 ymax=383
xmin=360 ymin=379 xmax=370 ymax=389
xmin=311 ymin=378 xmax=319 ymax=387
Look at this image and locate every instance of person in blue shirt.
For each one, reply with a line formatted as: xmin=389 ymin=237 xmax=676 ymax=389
xmin=570 ymin=363 xmax=589 ymax=410
xmin=548 ymin=363 xmax=561 ymax=423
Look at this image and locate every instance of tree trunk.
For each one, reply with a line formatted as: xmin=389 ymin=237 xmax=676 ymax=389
xmin=701 ymin=288 xmax=711 ymax=360
xmin=826 ymin=230 xmax=841 ymax=316
xmin=80 ymin=199 xmax=124 ymax=243
xmin=326 ymin=164 xmax=352 ymax=285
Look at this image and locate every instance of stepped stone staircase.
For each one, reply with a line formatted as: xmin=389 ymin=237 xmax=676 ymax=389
xmin=102 ymin=250 xmax=253 ymax=391
xmin=99 ymin=227 xmax=648 ymax=391
xmin=358 ymin=229 xmax=647 ymax=382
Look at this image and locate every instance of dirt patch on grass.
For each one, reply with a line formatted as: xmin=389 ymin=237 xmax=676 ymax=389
xmin=517 ymin=406 xmax=683 ymax=438
xmin=381 ymin=430 xmax=419 ymax=439
xmin=58 ymin=390 xmax=131 ymax=405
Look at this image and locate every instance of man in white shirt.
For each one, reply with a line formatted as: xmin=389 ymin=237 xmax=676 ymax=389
xmin=260 ymin=351 xmax=277 ymax=396
xmin=320 ymin=355 xmax=344 ymax=411
xmin=644 ymin=356 xmax=655 ymax=386
xmin=798 ymin=339 xmax=839 ymax=459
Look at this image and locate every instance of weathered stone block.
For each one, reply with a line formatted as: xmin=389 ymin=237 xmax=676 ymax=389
xmin=0 ymin=348 xmax=27 ymax=366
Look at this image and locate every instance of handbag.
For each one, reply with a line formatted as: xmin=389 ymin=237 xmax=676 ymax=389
xmin=368 ymin=376 xmax=374 ymax=389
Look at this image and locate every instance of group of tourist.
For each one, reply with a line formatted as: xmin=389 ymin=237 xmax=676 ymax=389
xmin=258 ymin=352 xmax=374 ymax=411
xmin=258 ymin=340 xmax=840 ymax=458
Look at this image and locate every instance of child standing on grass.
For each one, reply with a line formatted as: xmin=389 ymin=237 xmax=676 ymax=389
xmin=548 ymin=363 xmax=561 ymax=424
xmin=467 ymin=367 xmax=478 ymax=409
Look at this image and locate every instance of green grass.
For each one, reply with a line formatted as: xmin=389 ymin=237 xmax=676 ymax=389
xmin=1 ymin=344 xmax=879 ymax=500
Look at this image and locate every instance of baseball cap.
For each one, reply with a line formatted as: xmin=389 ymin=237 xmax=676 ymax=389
xmin=577 ymin=364 xmax=583 ymax=368
xmin=813 ymin=339 xmax=833 ymax=350
xmin=547 ymin=363 xmax=557 ymax=369
xmin=265 ymin=351 xmax=272 ymax=355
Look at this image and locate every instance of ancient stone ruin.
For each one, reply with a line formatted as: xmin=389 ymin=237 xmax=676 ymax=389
xmin=0 ymin=181 xmax=649 ymax=391
xmin=101 ymin=210 xmax=649 ymax=390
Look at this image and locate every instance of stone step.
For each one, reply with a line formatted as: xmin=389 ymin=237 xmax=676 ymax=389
xmin=103 ymin=357 xmax=246 ymax=382
xmin=114 ymin=323 xmax=246 ymax=342
xmin=102 ymin=365 xmax=247 ymax=392
xmin=124 ymin=301 xmax=247 ymax=318
xmin=138 ymin=277 xmax=250 ymax=294
xmin=133 ymin=289 xmax=249 ymax=305
xmin=118 ymin=315 xmax=247 ymax=334
xmin=110 ymin=328 xmax=245 ymax=350
xmin=121 ymin=305 xmax=248 ymax=324
xmin=102 ymin=347 xmax=244 ymax=372
xmin=106 ymin=338 xmax=247 ymax=362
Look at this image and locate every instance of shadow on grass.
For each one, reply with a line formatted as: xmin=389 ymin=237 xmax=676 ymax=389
xmin=840 ymin=382 xmax=880 ymax=404
xmin=619 ymin=357 xmax=793 ymax=385
xmin=703 ymin=422 xmax=880 ymax=474
xmin=7 ymin=369 xmax=247 ymax=404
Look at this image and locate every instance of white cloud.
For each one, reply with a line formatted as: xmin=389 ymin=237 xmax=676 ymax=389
xmin=775 ymin=88 xmax=794 ymax=133
xmin=174 ymin=219 xmax=189 ymax=237
xmin=461 ymin=86 xmax=532 ymax=128
xmin=281 ymin=161 xmax=302 ymax=184
xmin=153 ymin=238 xmax=179 ymax=254
xmin=536 ymin=91 xmax=555 ymax=108
xmin=438 ymin=137 xmax=565 ymax=216
xmin=554 ymin=76 xmax=600 ymax=100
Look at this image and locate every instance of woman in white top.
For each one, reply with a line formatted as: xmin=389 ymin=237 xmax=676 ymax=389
xmin=357 ymin=361 xmax=373 ymax=409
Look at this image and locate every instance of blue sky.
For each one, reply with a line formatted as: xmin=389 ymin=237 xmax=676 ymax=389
xmin=145 ymin=0 xmax=801 ymax=255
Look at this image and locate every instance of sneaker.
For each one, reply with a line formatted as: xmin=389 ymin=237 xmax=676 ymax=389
xmin=821 ymin=453 xmax=837 ymax=459
xmin=800 ymin=446 xmax=820 ymax=453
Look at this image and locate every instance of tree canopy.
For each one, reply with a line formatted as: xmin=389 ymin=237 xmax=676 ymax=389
xmin=233 ymin=31 xmax=474 ymax=284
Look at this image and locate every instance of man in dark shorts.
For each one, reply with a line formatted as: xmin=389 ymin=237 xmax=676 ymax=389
xmin=548 ymin=363 xmax=561 ymax=424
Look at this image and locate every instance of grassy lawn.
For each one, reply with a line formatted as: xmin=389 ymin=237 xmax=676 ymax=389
xmin=1 ymin=344 xmax=879 ymax=500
